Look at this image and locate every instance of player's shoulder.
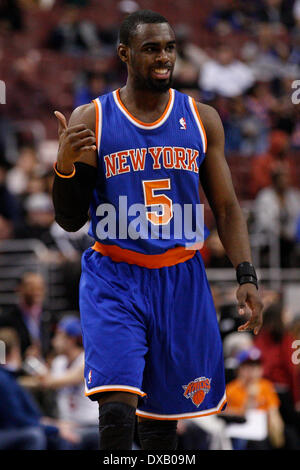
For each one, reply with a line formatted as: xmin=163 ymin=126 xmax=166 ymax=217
xmin=69 ymin=102 xmax=96 ymax=131
xmin=194 ymin=101 xmax=224 ymax=140
xmin=196 ymin=102 xmax=222 ymax=128
xmin=69 ymin=90 xmax=114 ymax=130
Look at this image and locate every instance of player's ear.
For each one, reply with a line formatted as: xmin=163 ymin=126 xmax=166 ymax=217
xmin=118 ymin=44 xmax=129 ymax=64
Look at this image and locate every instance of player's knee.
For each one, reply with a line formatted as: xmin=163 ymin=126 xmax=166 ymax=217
xmin=99 ymin=401 xmax=136 ymax=427
xmin=138 ymin=419 xmax=178 ymax=450
xmin=98 ymin=401 xmax=136 ymax=450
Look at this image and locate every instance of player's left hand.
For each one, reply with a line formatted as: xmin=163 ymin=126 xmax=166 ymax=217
xmin=236 ymin=283 xmax=263 ymax=335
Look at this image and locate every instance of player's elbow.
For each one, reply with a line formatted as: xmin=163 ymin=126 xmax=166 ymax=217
xmin=55 ymin=215 xmax=87 ymax=232
xmin=215 ymin=198 xmax=241 ymax=221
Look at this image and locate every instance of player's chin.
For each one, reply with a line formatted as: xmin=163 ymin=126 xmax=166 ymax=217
xmin=148 ymin=76 xmax=173 ymax=92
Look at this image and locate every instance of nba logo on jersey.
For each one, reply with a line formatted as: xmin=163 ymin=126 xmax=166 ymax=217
xmin=88 ymin=369 xmax=92 ymax=384
xmin=179 ymin=117 xmax=187 ymax=130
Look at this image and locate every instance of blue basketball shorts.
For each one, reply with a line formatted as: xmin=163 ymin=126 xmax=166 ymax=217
xmin=79 ymin=247 xmax=227 ymax=420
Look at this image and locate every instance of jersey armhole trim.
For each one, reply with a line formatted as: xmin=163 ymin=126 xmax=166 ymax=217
xmin=92 ymin=98 xmax=102 ymax=151
xmin=188 ymin=97 xmax=207 ymax=154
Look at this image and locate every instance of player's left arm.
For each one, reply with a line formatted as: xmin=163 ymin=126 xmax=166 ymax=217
xmin=197 ymin=102 xmax=263 ymax=335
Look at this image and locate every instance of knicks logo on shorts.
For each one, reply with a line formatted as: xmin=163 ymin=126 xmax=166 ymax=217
xmin=88 ymin=369 xmax=92 ymax=384
xmin=182 ymin=376 xmax=211 ymax=408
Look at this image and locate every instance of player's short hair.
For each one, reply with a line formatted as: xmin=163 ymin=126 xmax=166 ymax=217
xmin=119 ymin=9 xmax=169 ymax=46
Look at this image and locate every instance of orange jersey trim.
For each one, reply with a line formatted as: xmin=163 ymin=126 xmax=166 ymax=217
xmin=136 ymin=398 xmax=227 ymax=421
xmin=192 ymin=99 xmax=207 ymax=153
xmin=92 ymin=241 xmax=196 ymax=269
xmin=115 ymin=88 xmax=172 ymax=127
xmin=85 ymin=387 xmax=146 ymax=398
xmin=53 ymin=162 xmax=76 ymax=178
xmin=92 ymin=98 xmax=99 ymax=150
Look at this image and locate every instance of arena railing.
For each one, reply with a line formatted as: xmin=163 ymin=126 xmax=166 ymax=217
xmin=0 ymin=239 xmax=69 ymax=313
xmin=0 ymin=239 xmax=49 ymax=306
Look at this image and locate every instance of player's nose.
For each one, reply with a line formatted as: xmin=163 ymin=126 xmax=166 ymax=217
xmin=155 ymin=48 xmax=170 ymax=64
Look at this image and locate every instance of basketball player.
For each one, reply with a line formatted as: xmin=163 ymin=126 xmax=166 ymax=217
xmin=52 ymin=10 xmax=263 ymax=450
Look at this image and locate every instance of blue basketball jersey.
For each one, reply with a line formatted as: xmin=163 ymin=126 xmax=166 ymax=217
xmin=89 ymin=88 xmax=209 ymax=255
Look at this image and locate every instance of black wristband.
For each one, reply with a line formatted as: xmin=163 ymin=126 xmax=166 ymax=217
xmin=236 ymin=262 xmax=258 ymax=289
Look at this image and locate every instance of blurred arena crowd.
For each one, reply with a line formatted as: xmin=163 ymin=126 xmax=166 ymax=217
xmin=0 ymin=0 xmax=300 ymax=450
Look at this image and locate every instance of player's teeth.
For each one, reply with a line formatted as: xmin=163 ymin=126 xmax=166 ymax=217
xmin=154 ymin=69 xmax=168 ymax=73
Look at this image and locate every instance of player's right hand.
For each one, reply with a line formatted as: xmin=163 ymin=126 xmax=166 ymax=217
xmin=55 ymin=110 xmax=96 ymax=172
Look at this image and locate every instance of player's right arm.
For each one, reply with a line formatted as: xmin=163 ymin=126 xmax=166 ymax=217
xmin=52 ymin=103 xmax=98 ymax=232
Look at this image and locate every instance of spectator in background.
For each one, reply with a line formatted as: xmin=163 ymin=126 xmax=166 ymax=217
xmin=0 ymin=213 xmax=13 ymax=241
xmin=225 ymin=347 xmax=285 ymax=450
xmin=47 ymin=6 xmax=101 ymax=56
xmin=0 ymin=328 xmax=79 ymax=449
xmin=223 ymin=96 xmax=265 ymax=156
xmin=206 ymin=0 xmax=246 ymax=34
xmin=199 ymin=44 xmax=255 ymax=98
xmin=26 ymin=173 xmax=48 ymax=197
xmin=74 ymin=70 xmax=109 ymax=107
xmin=0 ymin=114 xmax=19 ymax=168
xmin=257 ymin=0 xmax=295 ymax=30
xmin=223 ymin=332 xmax=254 ymax=383
xmin=0 ymin=0 xmax=23 ymax=32
xmin=254 ymin=164 xmax=300 ymax=267
xmin=97 ymin=1 xmax=140 ymax=54
xmin=250 ymin=130 xmax=297 ymax=197
xmin=291 ymin=102 xmax=300 ymax=149
xmin=254 ymin=302 xmax=300 ymax=447
xmin=15 ymin=188 xmax=92 ymax=272
xmin=294 ymin=0 xmax=300 ymax=23
xmin=245 ymin=82 xmax=275 ymax=152
xmin=172 ymin=24 xmax=208 ymax=89
xmin=241 ymin=23 xmax=298 ymax=83
xmin=0 ymin=272 xmax=49 ymax=359
xmin=37 ymin=315 xmax=99 ymax=449
xmin=15 ymin=192 xmax=56 ymax=249
xmin=290 ymin=29 xmax=300 ymax=65
xmin=9 ymin=50 xmax=51 ymax=121
xmin=0 ymin=161 xmax=20 ymax=239
xmin=6 ymin=146 xmax=39 ymax=197
xmin=203 ymin=229 xmax=231 ymax=268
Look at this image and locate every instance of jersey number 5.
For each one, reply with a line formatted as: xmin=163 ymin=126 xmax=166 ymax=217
xmin=142 ymin=179 xmax=173 ymax=225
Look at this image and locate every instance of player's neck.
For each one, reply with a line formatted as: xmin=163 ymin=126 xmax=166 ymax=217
xmin=119 ymin=83 xmax=170 ymax=123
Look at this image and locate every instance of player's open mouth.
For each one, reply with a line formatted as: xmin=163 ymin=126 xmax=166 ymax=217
xmin=151 ymin=68 xmax=171 ymax=79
